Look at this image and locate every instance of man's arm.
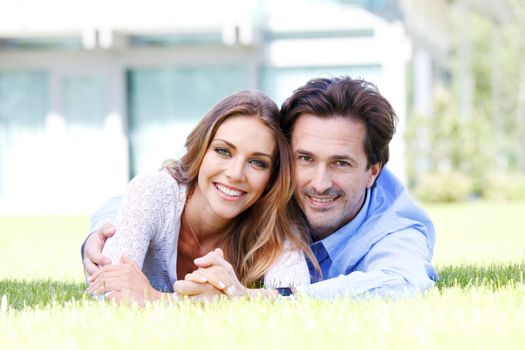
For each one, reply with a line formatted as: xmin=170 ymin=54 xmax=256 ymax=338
xmin=85 ymin=196 xmax=123 ymax=248
xmin=81 ymin=196 xmax=122 ymax=280
xmin=296 ymin=228 xmax=437 ymax=299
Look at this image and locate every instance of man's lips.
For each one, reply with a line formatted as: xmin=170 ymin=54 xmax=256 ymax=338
xmin=306 ymin=194 xmax=339 ymax=208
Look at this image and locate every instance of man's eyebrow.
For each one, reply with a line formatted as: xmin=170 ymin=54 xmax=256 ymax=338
xmin=294 ymin=149 xmax=313 ymax=156
xmin=212 ymin=139 xmax=273 ymax=159
xmin=294 ymin=148 xmax=358 ymax=164
xmin=329 ymin=154 xmax=358 ymax=163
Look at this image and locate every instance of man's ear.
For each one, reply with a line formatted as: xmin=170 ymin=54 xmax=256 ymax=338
xmin=366 ymin=162 xmax=382 ymax=188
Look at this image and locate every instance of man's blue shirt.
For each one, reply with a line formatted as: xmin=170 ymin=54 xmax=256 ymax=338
xmin=299 ymin=168 xmax=437 ymax=299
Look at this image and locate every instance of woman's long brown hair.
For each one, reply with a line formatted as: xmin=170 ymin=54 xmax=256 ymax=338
xmin=163 ymin=90 xmax=319 ymax=286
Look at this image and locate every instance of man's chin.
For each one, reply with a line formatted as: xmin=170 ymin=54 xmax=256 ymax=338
xmin=305 ymin=217 xmax=338 ymax=240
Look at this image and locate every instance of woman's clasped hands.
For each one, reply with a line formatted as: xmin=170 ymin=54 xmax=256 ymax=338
xmin=174 ymin=248 xmax=250 ymax=301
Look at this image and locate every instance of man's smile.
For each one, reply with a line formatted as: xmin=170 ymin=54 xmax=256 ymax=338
xmin=306 ymin=194 xmax=340 ymax=209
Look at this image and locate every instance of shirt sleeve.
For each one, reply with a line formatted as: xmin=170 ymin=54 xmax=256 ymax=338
xmin=80 ymin=196 xmax=123 ymax=259
xmin=263 ymin=241 xmax=311 ymax=288
xmin=101 ymin=173 xmax=163 ymax=267
xmin=88 ymin=196 xmax=123 ymax=234
xmin=296 ymin=228 xmax=436 ymax=299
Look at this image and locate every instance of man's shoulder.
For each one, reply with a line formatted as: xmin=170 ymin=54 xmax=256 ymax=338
xmin=366 ymin=167 xmax=433 ymax=235
xmin=371 ymin=168 xmax=414 ymax=211
xmin=328 ymin=168 xmax=434 ymax=269
xmin=373 ymin=168 xmax=406 ymax=197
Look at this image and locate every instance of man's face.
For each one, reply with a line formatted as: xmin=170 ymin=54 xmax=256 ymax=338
xmin=291 ymin=114 xmax=381 ymax=240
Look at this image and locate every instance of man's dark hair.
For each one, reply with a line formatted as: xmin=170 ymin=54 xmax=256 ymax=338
xmin=280 ymin=76 xmax=398 ymax=168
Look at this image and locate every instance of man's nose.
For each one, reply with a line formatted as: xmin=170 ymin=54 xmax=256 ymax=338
xmin=310 ymin=165 xmax=332 ymax=193
xmin=225 ymin=157 xmax=246 ymax=182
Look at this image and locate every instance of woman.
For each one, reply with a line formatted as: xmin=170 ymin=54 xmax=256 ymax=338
xmin=88 ymin=90 xmax=317 ymax=304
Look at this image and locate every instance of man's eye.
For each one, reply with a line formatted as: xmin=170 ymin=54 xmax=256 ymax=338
xmin=250 ymin=159 xmax=268 ymax=169
xmin=298 ymin=155 xmax=312 ymax=162
xmin=215 ymin=147 xmax=231 ymax=157
xmin=335 ymin=160 xmax=350 ymax=167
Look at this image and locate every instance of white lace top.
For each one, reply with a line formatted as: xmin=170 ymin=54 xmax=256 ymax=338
xmin=102 ymin=170 xmax=310 ymax=292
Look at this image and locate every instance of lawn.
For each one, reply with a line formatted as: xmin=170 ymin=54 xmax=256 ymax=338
xmin=1 ymin=201 xmax=524 ymax=349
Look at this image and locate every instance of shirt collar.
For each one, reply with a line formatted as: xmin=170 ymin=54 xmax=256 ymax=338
xmin=313 ymin=187 xmax=371 ymax=260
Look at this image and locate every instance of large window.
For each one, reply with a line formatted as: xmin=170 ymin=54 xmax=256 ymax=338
xmin=127 ymin=65 xmax=248 ymax=176
xmin=260 ymin=65 xmax=382 ymax=106
xmin=0 ymin=71 xmax=48 ymax=197
xmin=63 ymin=75 xmax=109 ymax=128
xmin=0 ymin=69 xmax=125 ymax=213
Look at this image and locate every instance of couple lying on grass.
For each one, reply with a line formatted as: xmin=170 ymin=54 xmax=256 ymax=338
xmin=82 ymin=76 xmax=437 ymax=305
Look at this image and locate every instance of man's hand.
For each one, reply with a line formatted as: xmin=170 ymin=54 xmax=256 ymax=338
xmin=83 ymin=223 xmax=116 ymax=282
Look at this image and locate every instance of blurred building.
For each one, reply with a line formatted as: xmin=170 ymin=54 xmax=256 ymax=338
xmin=0 ymin=0 xmax=512 ymax=214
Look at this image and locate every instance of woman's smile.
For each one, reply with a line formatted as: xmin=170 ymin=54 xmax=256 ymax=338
xmin=214 ymin=182 xmax=246 ymax=200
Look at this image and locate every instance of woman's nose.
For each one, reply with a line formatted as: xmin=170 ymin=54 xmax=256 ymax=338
xmin=225 ymin=157 xmax=246 ymax=182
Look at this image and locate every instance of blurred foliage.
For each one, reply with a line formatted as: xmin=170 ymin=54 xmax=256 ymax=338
xmin=407 ymin=0 xmax=525 ymax=202
xmin=484 ymin=172 xmax=525 ymax=201
xmin=415 ymin=171 xmax=474 ymax=203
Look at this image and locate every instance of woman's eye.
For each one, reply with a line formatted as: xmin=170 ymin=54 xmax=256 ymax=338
xmin=215 ymin=147 xmax=230 ymax=157
xmin=250 ymin=159 xmax=267 ymax=169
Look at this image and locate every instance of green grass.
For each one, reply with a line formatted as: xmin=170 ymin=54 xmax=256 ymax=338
xmin=427 ymin=201 xmax=525 ymax=266
xmin=0 ymin=280 xmax=85 ymax=310
xmin=1 ymin=288 xmax=524 ymax=349
xmin=1 ymin=201 xmax=525 ymax=349
xmin=0 ymin=262 xmax=523 ymax=311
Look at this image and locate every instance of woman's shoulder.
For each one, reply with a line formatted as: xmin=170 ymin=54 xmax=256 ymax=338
xmin=126 ymin=169 xmax=186 ymax=200
xmin=263 ymin=243 xmax=310 ymax=288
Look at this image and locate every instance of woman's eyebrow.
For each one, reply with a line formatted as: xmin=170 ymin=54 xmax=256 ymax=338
xmin=211 ymin=139 xmax=236 ymax=149
xmin=212 ymin=139 xmax=273 ymax=159
xmin=251 ymin=152 xmax=273 ymax=159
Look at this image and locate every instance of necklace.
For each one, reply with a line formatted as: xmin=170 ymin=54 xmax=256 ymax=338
xmin=184 ymin=209 xmax=202 ymax=250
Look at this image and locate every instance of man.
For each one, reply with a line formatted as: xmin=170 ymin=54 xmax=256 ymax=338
xmin=83 ymin=77 xmax=436 ymax=299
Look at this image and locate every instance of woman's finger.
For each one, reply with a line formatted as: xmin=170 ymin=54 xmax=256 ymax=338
xmin=174 ymin=280 xmax=219 ymax=296
xmin=194 ymin=251 xmax=233 ymax=271
xmin=184 ymin=272 xmax=208 ymax=284
xmin=214 ymin=248 xmax=224 ymax=258
xmin=102 ymin=276 xmax=129 ymax=293
xmin=88 ymin=268 xmax=129 ymax=294
xmin=87 ymin=264 xmax=126 ymax=283
xmin=195 ymin=266 xmax=230 ymax=291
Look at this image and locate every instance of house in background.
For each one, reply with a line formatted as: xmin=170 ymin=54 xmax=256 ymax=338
xmin=0 ymin=0 xmax=512 ymax=214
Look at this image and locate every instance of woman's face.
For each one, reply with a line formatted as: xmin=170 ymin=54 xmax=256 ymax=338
xmin=194 ymin=115 xmax=276 ymax=222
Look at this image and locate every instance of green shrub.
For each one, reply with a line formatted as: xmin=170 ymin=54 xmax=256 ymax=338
xmin=415 ymin=171 xmax=474 ymax=203
xmin=483 ymin=172 xmax=525 ymax=201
